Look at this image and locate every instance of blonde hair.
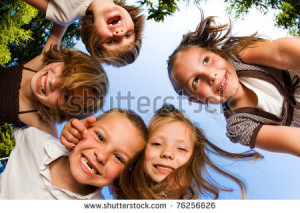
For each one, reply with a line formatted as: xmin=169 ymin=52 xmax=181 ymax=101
xmin=167 ymin=10 xmax=266 ymax=95
xmin=114 ymin=105 xmax=262 ymax=199
xmin=80 ymin=0 xmax=145 ymax=67
xmin=35 ymin=45 xmax=108 ymax=123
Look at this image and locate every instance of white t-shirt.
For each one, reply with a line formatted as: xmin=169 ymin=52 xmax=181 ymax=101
xmin=0 ymin=127 xmax=103 ymax=199
xmin=239 ymin=77 xmax=284 ymax=117
xmin=46 ymin=0 xmax=94 ymax=25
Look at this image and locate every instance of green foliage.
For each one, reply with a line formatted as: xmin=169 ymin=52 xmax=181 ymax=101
xmin=7 ymin=12 xmax=80 ymax=66
xmin=1 ymin=0 xmax=80 ymax=67
xmin=0 ymin=123 xmax=15 ymax=159
xmin=224 ymin=0 xmax=300 ymax=37
xmin=138 ymin=0 xmax=201 ymax=22
xmin=0 ymin=0 xmax=38 ymax=65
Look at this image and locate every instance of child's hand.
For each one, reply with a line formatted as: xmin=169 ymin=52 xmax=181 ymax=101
xmin=60 ymin=116 xmax=96 ymax=149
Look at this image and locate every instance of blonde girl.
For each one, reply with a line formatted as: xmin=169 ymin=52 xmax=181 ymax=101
xmin=0 ymin=23 xmax=108 ymax=137
xmin=167 ymin=11 xmax=300 ymax=157
xmin=114 ymin=105 xmax=261 ymax=199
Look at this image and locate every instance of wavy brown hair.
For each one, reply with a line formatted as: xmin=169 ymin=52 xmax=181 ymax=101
xmin=80 ymin=0 xmax=145 ymax=67
xmin=167 ymin=10 xmax=267 ymax=94
xmin=114 ymin=105 xmax=262 ymax=199
xmin=35 ymin=45 xmax=108 ymax=123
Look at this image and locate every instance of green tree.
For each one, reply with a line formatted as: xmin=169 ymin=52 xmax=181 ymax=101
xmin=224 ymin=0 xmax=300 ymax=37
xmin=1 ymin=0 xmax=80 ymax=67
xmin=0 ymin=123 xmax=15 ymax=173
xmin=138 ymin=0 xmax=201 ymax=22
xmin=0 ymin=0 xmax=38 ymax=65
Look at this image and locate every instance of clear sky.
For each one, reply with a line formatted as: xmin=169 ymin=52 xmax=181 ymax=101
xmin=57 ymin=0 xmax=300 ymax=199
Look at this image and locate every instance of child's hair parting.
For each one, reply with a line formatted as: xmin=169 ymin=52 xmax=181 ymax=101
xmin=167 ymin=10 xmax=266 ymax=95
xmin=80 ymin=0 xmax=145 ymax=67
xmin=35 ymin=45 xmax=109 ymax=123
xmin=114 ymin=104 xmax=263 ymax=199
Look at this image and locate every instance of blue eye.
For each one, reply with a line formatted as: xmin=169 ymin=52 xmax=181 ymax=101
xmin=203 ymin=57 xmax=209 ymax=65
xmin=96 ymin=132 xmax=104 ymax=143
xmin=114 ymin=154 xmax=124 ymax=164
xmin=125 ymin=32 xmax=133 ymax=38
xmin=192 ymin=77 xmax=199 ymax=89
xmin=107 ymin=39 xmax=113 ymax=44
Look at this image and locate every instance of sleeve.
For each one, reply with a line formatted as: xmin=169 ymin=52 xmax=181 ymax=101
xmin=46 ymin=0 xmax=94 ymax=26
xmin=226 ymin=112 xmax=279 ymax=148
xmin=13 ymin=127 xmax=51 ymax=152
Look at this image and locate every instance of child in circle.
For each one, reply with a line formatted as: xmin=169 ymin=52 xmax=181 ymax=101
xmin=167 ymin=11 xmax=300 ymax=157
xmin=61 ymin=105 xmax=261 ymax=199
xmin=114 ymin=105 xmax=261 ymax=199
xmin=0 ymin=23 xmax=108 ymax=138
xmin=24 ymin=0 xmax=145 ymax=66
xmin=0 ymin=108 xmax=147 ymax=199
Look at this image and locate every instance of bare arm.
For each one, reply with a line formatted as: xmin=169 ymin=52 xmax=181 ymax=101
xmin=239 ymin=37 xmax=300 ymax=71
xmin=255 ymin=125 xmax=300 ymax=157
xmin=24 ymin=23 xmax=67 ymax=71
xmin=23 ymin=0 xmax=50 ymax=13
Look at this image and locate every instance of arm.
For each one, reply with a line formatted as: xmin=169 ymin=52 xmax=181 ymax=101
xmin=255 ymin=125 xmax=300 ymax=157
xmin=23 ymin=0 xmax=49 ymax=13
xmin=239 ymin=37 xmax=300 ymax=71
xmin=24 ymin=23 xmax=67 ymax=71
xmin=45 ymin=0 xmax=94 ymax=25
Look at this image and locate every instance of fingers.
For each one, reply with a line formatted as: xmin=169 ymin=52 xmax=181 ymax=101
xmin=81 ymin=116 xmax=96 ymax=131
xmin=60 ymin=134 xmax=77 ymax=149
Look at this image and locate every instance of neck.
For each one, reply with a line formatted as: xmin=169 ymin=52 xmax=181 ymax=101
xmin=227 ymin=82 xmax=258 ymax=110
xmin=50 ymin=156 xmax=97 ymax=196
xmin=19 ymin=69 xmax=37 ymax=110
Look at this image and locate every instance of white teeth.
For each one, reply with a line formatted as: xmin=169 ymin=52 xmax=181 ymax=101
xmin=40 ymin=75 xmax=46 ymax=94
xmin=156 ymin=165 xmax=173 ymax=171
xmin=219 ymin=74 xmax=226 ymax=91
xmin=81 ymin=156 xmax=97 ymax=174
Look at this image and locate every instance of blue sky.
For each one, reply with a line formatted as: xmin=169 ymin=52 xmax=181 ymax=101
xmin=57 ymin=0 xmax=300 ymax=199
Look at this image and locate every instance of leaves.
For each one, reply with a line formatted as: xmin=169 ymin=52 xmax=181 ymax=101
xmin=224 ymin=0 xmax=300 ymax=37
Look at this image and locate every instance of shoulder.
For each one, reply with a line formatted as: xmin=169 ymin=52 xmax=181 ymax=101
xmin=13 ymin=126 xmax=58 ymax=148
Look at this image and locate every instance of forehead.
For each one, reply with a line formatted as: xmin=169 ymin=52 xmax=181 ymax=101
xmin=150 ymin=120 xmax=195 ymax=144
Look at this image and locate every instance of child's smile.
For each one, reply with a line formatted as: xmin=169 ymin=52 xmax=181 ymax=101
xmin=144 ymin=121 xmax=194 ymax=183
xmin=172 ymin=46 xmax=240 ymax=104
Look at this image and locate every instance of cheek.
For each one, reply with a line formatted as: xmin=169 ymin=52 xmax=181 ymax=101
xmin=106 ymin=163 xmax=123 ymax=180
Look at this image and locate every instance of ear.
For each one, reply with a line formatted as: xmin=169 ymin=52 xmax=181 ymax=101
xmin=188 ymin=96 xmax=204 ymax=104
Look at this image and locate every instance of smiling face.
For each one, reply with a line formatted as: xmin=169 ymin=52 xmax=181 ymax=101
xmin=95 ymin=5 xmax=135 ymax=51
xmin=172 ymin=46 xmax=241 ymax=104
xmin=69 ymin=112 xmax=145 ymax=187
xmin=30 ymin=62 xmax=95 ymax=111
xmin=144 ymin=121 xmax=194 ymax=183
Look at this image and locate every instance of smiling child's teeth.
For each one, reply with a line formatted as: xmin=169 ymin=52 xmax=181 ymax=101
xmin=219 ymin=75 xmax=226 ymax=91
xmin=156 ymin=165 xmax=173 ymax=171
xmin=41 ymin=75 xmax=46 ymax=94
xmin=81 ymin=156 xmax=97 ymax=174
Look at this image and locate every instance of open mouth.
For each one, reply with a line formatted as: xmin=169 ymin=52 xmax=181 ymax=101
xmin=81 ymin=154 xmax=100 ymax=175
xmin=217 ymin=73 xmax=228 ymax=93
xmin=37 ymin=72 xmax=48 ymax=95
xmin=107 ymin=15 xmax=122 ymax=26
xmin=154 ymin=164 xmax=174 ymax=174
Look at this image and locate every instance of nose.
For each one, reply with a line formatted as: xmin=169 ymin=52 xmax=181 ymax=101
xmin=160 ymin=146 xmax=174 ymax=160
xmin=202 ymin=69 xmax=217 ymax=85
xmin=50 ymin=76 xmax=63 ymax=91
xmin=113 ymin=28 xmax=125 ymax=37
xmin=94 ymin=149 xmax=108 ymax=165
